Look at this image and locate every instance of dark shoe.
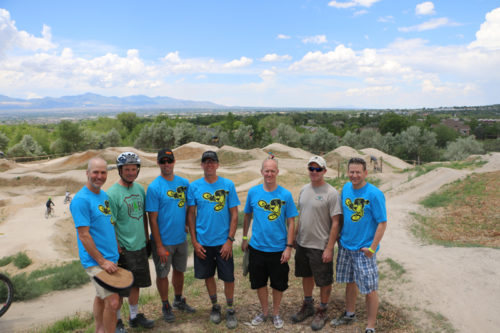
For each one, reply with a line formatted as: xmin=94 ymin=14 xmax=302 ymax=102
xmin=129 ymin=313 xmax=154 ymax=329
xmin=291 ymin=300 xmax=315 ymax=323
xmin=172 ymin=297 xmax=196 ymax=313
xmin=330 ymin=311 xmax=356 ymax=326
xmin=162 ymin=304 xmax=176 ymax=323
xmin=365 ymin=329 xmax=376 ymax=333
xmin=311 ymin=307 xmax=328 ymax=331
xmin=115 ymin=319 xmax=126 ymax=333
xmin=210 ymin=304 xmax=222 ymax=324
xmin=226 ymin=309 xmax=238 ymax=329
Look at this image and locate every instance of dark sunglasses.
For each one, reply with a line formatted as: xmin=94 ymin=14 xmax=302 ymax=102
xmin=308 ymin=166 xmax=324 ymax=172
xmin=159 ymin=159 xmax=174 ymax=165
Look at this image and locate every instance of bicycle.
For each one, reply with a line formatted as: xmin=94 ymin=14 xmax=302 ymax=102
xmin=45 ymin=207 xmax=54 ymax=219
xmin=0 ymin=273 xmax=14 ymax=317
xmin=63 ymin=195 xmax=72 ymax=204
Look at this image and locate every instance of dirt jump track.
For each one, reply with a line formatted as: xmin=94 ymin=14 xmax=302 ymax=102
xmin=0 ymin=143 xmax=499 ymax=332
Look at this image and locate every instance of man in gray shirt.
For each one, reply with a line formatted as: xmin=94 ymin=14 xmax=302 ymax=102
xmin=292 ymin=156 xmax=342 ymax=331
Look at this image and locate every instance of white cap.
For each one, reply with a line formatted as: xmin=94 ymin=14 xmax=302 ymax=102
xmin=308 ymin=156 xmax=327 ymax=169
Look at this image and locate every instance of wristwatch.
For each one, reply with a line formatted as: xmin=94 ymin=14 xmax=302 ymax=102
xmin=286 ymin=243 xmax=293 ymax=248
xmin=227 ymin=236 xmax=235 ymax=242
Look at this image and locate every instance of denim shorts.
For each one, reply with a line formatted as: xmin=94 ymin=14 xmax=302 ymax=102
xmin=335 ymin=244 xmax=378 ymax=294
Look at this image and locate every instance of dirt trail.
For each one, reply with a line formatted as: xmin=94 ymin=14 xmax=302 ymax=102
xmin=0 ymin=147 xmax=499 ymax=332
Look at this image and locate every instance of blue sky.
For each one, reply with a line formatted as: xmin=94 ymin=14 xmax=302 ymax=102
xmin=1 ymin=0 xmax=500 ymax=108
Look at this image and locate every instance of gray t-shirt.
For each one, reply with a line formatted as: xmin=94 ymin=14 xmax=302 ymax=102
xmin=296 ymin=183 xmax=342 ymax=250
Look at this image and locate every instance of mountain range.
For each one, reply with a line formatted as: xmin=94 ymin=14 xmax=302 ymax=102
xmin=0 ymin=93 xmax=224 ymax=110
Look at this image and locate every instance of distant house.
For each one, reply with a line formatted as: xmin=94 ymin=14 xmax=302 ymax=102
xmin=440 ymin=118 xmax=470 ymax=135
xmin=331 ymin=120 xmax=344 ymax=127
xmin=300 ymin=125 xmax=318 ymax=132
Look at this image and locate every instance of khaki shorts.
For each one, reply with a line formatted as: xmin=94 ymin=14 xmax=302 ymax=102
xmin=85 ymin=266 xmax=117 ymax=299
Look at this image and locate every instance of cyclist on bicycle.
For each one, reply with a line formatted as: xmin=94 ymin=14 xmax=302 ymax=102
xmin=46 ymin=197 xmax=55 ymax=215
xmin=64 ymin=190 xmax=71 ymax=204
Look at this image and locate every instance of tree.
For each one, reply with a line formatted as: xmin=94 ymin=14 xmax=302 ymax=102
xmin=433 ymin=124 xmax=458 ymax=148
xmin=102 ymin=128 xmax=121 ymax=148
xmin=275 ymin=123 xmax=300 ymax=147
xmin=233 ymin=124 xmax=253 ymax=149
xmin=7 ymin=135 xmax=45 ymax=159
xmin=397 ymin=126 xmax=438 ymax=163
xmin=379 ymin=113 xmax=410 ymax=135
xmin=56 ymin=120 xmax=83 ymax=153
xmin=340 ymin=131 xmax=359 ymax=148
xmin=173 ymin=122 xmax=198 ymax=147
xmin=444 ymin=136 xmax=484 ymax=161
xmin=117 ymin=112 xmax=140 ymax=132
xmin=305 ymin=127 xmax=339 ymax=154
xmin=0 ymin=131 xmax=9 ymax=151
xmin=134 ymin=122 xmax=174 ymax=150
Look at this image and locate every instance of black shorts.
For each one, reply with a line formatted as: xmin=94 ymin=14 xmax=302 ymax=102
xmin=294 ymin=245 xmax=333 ymax=287
xmin=117 ymin=246 xmax=152 ymax=296
xmin=248 ymin=246 xmax=289 ymax=292
xmin=193 ymin=245 xmax=234 ymax=282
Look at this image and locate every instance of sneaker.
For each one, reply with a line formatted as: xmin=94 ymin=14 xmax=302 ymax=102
xmin=129 ymin=313 xmax=154 ymax=329
xmin=273 ymin=315 xmax=284 ymax=329
xmin=291 ymin=300 xmax=315 ymax=323
xmin=310 ymin=307 xmax=328 ymax=331
xmin=209 ymin=304 xmax=222 ymax=324
xmin=115 ymin=319 xmax=126 ymax=333
xmin=251 ymin=312 xmax=267 ymax=326
xmin=330 ymin=311 xmax=356 ymax=327
xmin=226 ymin=308 xmax=238 ymax=329
xmin=365 ymin=329 xmax=376 ymax=333
xmin=173 ymin=297 xmax=196 ymax=313
xmin=162 ymin=304 xmax=176 ymax=323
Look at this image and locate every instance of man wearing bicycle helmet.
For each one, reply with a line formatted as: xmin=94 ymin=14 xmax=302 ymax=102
xmin=107 ymin=152 xmax=154 ymax=331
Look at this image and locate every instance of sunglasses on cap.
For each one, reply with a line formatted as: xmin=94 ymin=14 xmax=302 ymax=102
xmin=308 ymin=166 xmax=324 ymax=172
xmin=159 ymin=159 xmax=174 ymax=165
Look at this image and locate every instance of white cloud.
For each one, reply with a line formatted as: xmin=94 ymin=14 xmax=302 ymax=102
xmin=223 ymin=56 xmax=253 ymax=69
xmin=378 ymin=16 xmax=394 ymax=23
xmin=261 ymin=53 xmax=292 ymax=62
xmin=302 ymin=35 xmax=328 ymax=44
xmin=0 ymin=9 xmax=56 ymax=54
xmin=399 ymin=17 xmax=458 ymax=32
xmin=353 ymin=10 xmax=368 ymax=16
xmin=416 ymin=2 xmax=436 ymax=16
xmin=469 ymin=7 xmax=500 ymax=50
xmin=328 ymin=0 xmax=380 ymax=9
xmin=277 ymin=34 xmax=291 ymax=39
xmin=259 ymin=69 xmax=276 ymax=81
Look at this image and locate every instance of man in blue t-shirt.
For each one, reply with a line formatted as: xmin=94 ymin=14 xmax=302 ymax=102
xmin=242 ymin=157 xmax=298 ymax=329
xmin=146 ymin=148 xmax=195 ymax=323
xmin=70 ymin=157 xmax=120 ymax=333
xmin=187 ymin=150 xmax=240 ymax=329
xmin=330 ymin=157 xmax=387 ymax=333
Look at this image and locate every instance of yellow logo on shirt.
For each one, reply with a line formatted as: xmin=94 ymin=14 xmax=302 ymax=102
xmin=202 ymin=189 xmax=229 ymax=211
xmin=345 ymin=198 xmax=370 ymax=222
xmin=258 ymin=199 xmax=285 ymax=221
xmin=167 ymin=186 xmax=187 ymax=208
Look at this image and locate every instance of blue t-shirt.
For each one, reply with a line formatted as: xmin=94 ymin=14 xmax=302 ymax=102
xmin=70 ymin=186 xmax=119 ymax=269
xmin=244 ymin=184 xmax=298 ymax=252
xmin=340 ymin=182 xmax=387 ymax=251
xmin=187 ymin=176 xmax=240 ymax=246
xmin=146 ymin=175 xmax=189 ymax=246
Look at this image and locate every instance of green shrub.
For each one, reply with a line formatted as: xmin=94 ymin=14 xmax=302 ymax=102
xmin=0 ymin=255 xmax=13 ymax=267
xmin=13 ymin=252 xmax=32 ymax=269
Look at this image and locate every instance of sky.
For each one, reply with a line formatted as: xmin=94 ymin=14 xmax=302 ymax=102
xmin=1 ymin=0 xmax=500 ymax=109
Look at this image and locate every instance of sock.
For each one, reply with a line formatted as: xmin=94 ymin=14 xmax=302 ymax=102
xmin=116 ymin=309 xmax=121 ymax=321
xmin=175 ymin=294 xmax=182 ymax=302
xmin=346 ymin=311 xmax=355 ymax=317
xmin=304 ymin=296 xmax=313 ymax=303
xmin=162 ymin=300 xmax=171 ymax=308
xmin=129 ymin=304 xmax=138 ymax=320
xmin=209 ymin=294 xmax=218 ymax=305
xmin=320 ymin=302 xmax=328 ymax=309
xmin=226 ymin=298 xmax=233 ymax=310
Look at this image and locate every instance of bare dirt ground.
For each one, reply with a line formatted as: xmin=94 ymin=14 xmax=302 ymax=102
xmin=0 ymin=144 xmax=499 ymax=332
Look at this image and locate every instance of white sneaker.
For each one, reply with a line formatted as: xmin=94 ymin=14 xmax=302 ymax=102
xmin=251 ymin=313 xmax=267 ymax=326
xmin=273 ymin=315 xmax=284 ymax=329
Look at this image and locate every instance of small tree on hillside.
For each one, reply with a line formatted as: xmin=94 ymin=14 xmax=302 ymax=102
xmin=276 ymin=123 xmax=300 ymax=147
xmin=397 ymin=126 xmax=438 ymax=163
xmin=102 ymin=128 xmax=121 ymax=148
xmin=174 ymin=122 xmax=198 ymax=147
xmin=233 ymin=124 xmax=253 ymax=149
xmin=134 ymin=122 xmax=174 ymax=150
xmin=444 ymin=136 xmax=484 ymax=161
xmin=306 ymin=127 xmax=339 ymax=154
xmin=7 ymin=135 xmax=45 ymax=158
xmin=340 ymin=131 xmax=359 ymax=148
xmin=0 ymin=131 xmax=10 ymax=151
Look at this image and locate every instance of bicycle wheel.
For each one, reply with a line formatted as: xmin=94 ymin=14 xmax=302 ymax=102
xmin=0 ymin=273 xmax=14 ymax=317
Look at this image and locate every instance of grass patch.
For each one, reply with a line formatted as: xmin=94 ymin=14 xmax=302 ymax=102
xmin=10 ymin=260 xmax=89 ymax=301
xmin=0 ymin=255 xmax=13 ymax=267
xmin=415 ymin=171 xmax=500 ymax=248
xmin=379 ymin=258 xmax=406 ymax=281
xmin=39 ymin=313 xmax=94 ymax=333
xmin=405 ymin=158 xmax=487 ymax=179
xmin=13 ymin=252 xmax=32 ymax=269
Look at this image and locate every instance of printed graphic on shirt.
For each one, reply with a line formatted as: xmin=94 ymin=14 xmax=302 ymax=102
xmin=167 ymin=186 xmax=187 ymax=207
xmin=345 ymin=198 xmax=370 ymax=222
xmin=98 ymin=200 xmax=115 ymax=224
xmin=258 ymin=198 xmax=285 ymax=221
xmin=202 ymin=189 xmax=229 ymax=211
xmin=123 ymin=194 xmax=144 ymax=220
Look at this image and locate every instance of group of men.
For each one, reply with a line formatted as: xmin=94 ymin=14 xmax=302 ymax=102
xmin=70 ymin=149 xmax=386 ymax=333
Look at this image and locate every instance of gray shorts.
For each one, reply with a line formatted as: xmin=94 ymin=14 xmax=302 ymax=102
xmin=151 ymin=238 xmax=188 ymax=278
xmin=85 ymin=266 xmax=117 ymax=300
xmin=294 ymin=245 xmax=333 ymax=287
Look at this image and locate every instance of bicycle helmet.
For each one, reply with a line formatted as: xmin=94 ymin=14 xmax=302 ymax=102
xmin=116 ymin=152 xmax=141 ymax=168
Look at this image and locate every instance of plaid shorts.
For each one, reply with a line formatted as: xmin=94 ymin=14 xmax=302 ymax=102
xmin=335 ymin=244 xmax=378 ymax=294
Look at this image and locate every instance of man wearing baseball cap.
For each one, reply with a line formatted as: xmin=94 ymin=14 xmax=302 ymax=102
xmin=187 ymin=150 xmax=240 ymax=329
xmin=146 ymin=148 xmax=195 ymax=324
xmin=292 ymin=155 xmax=342 ymax=331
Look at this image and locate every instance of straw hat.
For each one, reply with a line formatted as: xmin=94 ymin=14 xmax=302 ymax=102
xmin=93 ymin=267 xmax=134 ymax=293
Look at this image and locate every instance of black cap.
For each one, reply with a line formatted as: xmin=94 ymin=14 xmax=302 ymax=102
xmin=201 ymin=150 xmax=219 ymax=163
xmin=157 ymin=148 xmax=175 ymax=162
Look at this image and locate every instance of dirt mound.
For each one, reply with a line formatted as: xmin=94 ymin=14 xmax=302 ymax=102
xmin=174 ymin=142 xmax=218 ymax=161
xmin=0 ymin=159 xmax=17 ymax=172
xmin=361 ymin=148 xmax=413 ymax=170
xmin=333 ymin=145 xmax=363 ymax=158
xmin=263 ymin=143 xmax=311 ymax=160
